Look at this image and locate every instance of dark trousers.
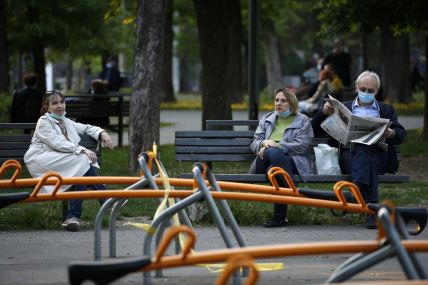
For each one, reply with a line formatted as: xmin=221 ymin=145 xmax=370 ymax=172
xmin=65 ymin=165 xmax=106 ymax=220
xmin=255 ymin=147 xmax=298 ymax=220
xmin=339 ymin=144 xmax=387 ymax=203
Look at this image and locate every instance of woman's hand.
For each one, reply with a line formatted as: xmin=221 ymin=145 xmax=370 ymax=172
xmin=322 ymin=102 xmax=334 ymax=115
xmin=258 ymin=146 xmax=266 ymax=160
xmin=100 ymin=132 xmax=113 ymax=150
xmin=83 ymin=149 xmax=97 ymax=164
xmin=262 ymin=140 xmax=278 ymax=148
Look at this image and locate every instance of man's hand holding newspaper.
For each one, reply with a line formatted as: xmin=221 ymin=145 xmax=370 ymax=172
xmin=320 ymin=95 xmax=390 ymax=150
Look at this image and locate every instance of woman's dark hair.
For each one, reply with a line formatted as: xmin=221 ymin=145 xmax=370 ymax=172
xmin=40 ymin=90 xmax=65 ymax=114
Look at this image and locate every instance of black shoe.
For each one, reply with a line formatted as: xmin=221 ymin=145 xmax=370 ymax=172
xmin=366 ymin=215 xmax=377 ymax=229
xmin=264 ymin=218 xmax=288 ymax=228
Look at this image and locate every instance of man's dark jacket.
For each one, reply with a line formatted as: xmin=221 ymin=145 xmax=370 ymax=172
xmin=10 ymin=88 xmax=44 ymax=123
xmin=311 ymin=100 xmax=406 ymax=174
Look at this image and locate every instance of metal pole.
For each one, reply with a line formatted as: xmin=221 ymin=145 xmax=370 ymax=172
xmin=248 ymin=0 xmax=259 ymax=121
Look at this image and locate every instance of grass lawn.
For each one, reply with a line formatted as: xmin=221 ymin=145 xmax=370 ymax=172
xmin=1 ymin=128 xmax=428 ymax=230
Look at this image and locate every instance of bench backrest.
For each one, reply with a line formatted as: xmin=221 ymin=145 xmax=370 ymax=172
xmin=0 ymin=123 xmax=101 ymax=165
xmin=66 ymin=99 xmax=130 ymax=119
xmin=179 ymin=119 xmax=401 ymax=167
xmin=175 ymin=130 xmax=329 ymax=164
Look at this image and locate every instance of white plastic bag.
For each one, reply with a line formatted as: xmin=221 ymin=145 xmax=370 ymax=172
xmin=314 ymin=144 xmax=342 ymax=175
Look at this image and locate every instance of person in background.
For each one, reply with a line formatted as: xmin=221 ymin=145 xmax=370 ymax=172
xmin=323 ymin=63 xmax=344 ymax=98
xmin=295 ymin=58 xmax=323 ymax=100
xmin=100 ymin=57 xmax=121 ymax=92
xmin=250 ymin=87 xmax=314 ymax=228
xmin=24 ymin=90 xmax=113 ymax=232
xmin=298 ymin=69 xmax=334 ymax=115
xmin=311 ymin=70 xmax=406 ymax=229
xmin=88 ymin=79 xmax=109 ymax=127
xmin=322 ymin=39 xmax=352 ymax=86
xmin=10 ymin=73 xmax=44 ymax=133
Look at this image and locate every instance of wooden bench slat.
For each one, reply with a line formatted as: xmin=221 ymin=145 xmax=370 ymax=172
xmin=178 ymin=173 xmax=409 ymax=183
xmin=176 ymin=154 xmax=255 ymax=162
xmin=0 ymin=135 xmax=34 ymax=142
xmin=0 ymin=142 xmax=31 ymax=149
xmin=175 ymin=131 xmax=254 ymax=138
xmin=175 ymin=138 xmax=252 ymax=146
xmin=176 ymin=146 xmax=251 ymax=154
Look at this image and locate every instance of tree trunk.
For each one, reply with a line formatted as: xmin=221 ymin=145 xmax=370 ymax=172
xmin=265 ymin=31 xmax=283 ymax=93
xmin=33 ymin=43 xmax=46 ymax=93
xmin=380 ymin=27 xmax=413 ymax=103
xmin=179 ymin=53 xmax=194 ymax=93
xmin=66 ymin=56 xmax=73 ymax=91
xmin=161 ymin=0 xmax=175 ymax=103
xmin=193 ymin=0 xmax=243 ymax=129
xmin=423 ymin=34 xmax=428 ymax=140
xmin=129 ymin=0 xmax=167 ymax=171
xmin=0 ymin=0 xmax=9 ymax=93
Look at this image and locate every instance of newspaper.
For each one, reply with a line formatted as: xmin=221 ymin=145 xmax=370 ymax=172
xmin=320 ymin=95 xmax=390 ymax=150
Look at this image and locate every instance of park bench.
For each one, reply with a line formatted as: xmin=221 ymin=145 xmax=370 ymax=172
xmin=174 ymin=120 xmax=409 ymax=184
xmin=65 ymin=93 xmax=130 ymax=147
xmin=0 ymin=123 xmax=101 ymax=165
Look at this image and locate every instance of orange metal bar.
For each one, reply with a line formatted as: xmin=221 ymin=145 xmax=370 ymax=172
xmin=153 ymin=225 xmax=195 ymax=263
xmin=0 ymin=159 xmax=22 ymax=184
xmin=142 ymin=240 xmax=428 ymax=272
xmin=0 ymin=161 xmax=370 ymax=214
xmin=267 ymin=166 xmax=299 ymax=194
xmin=17 ymin=189 xmax=372 ymax=214
xmin=215 ymin=254 xmax=259 ymax=285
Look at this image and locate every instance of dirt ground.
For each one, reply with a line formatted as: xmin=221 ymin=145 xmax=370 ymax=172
xmin=399 ymin=154 xmax=428 ymax=181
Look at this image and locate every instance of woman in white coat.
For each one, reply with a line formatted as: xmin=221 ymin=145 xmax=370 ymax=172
xmin=24 ymin=90 xmax=113 ymax=231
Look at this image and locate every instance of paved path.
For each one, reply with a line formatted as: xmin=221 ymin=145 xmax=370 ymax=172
xmin=1 ymin=225 xmax=427 ymax=284
xmin=111 ymin=110 xmax=423 ymax=146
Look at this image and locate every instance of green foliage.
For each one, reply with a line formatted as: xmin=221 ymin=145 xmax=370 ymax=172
xmin=314 ymin=0 xmax=428 ymax=37
xmin=0 ymin=92 xmax=12 ymax=122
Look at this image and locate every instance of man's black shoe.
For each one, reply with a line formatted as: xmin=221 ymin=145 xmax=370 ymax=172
xmin=366 ymin=215 xmax=377 ymax=229
xmin=264 ymin=218 xmax=288 ymax=228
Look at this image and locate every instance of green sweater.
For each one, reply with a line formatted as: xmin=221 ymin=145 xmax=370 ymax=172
xmin=269 ymin=115 xmax=294 ymax=142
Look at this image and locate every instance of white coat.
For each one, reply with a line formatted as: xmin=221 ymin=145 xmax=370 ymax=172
xmin=24 ymin=114 xmax=105 ymax=193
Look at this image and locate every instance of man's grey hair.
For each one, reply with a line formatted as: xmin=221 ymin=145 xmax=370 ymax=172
xmin=355 ymin=70 xmax=380 ymax=89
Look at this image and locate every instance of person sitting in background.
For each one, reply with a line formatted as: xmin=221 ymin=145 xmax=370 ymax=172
xmin=24 ymin=90 xmax=113 ymax=232
xmin=88 ymin=79 xmax=109 ymax=127
xmin=298 ymin=69 xmax=334 ymax=115
xmin=311 ymin=70 xmax=406 ymax=229
xmin=250 ymin=87 xmax=314 ymax=228
xmin=295 ymin=59 xmax=323 ymax=100
xmin=322 ymin=38 xmax=352 ymax=86
xmin=10 ymin=73 xmax=44 ymax=133
xmin=100 ymin=57 xmax=121 ymax=92
xmin=324 ymin=63 xmax=344 ymax=100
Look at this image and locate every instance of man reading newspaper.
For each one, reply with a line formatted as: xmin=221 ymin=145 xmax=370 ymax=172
xmin=311 ymin=71 xmax=406 ymax=229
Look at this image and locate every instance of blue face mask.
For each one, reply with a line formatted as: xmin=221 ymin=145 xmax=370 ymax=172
xmin=48 ymin=112 xmax=66 ymax=120
xmin=106 ymin=63 xmax=112 ymax=69
xmin=358 ymin=91 xmax=375 ymax=104
xmin=276 ymin=109 xmax=291 ymax=118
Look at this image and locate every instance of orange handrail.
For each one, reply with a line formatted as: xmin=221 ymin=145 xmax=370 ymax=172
xmin=215 ymin=254 xmax=259 ymax=285
xmin=0 ymin=159 xmax=22 ymax=184
xmin=135 ymin=224 xmax=428 ymax=272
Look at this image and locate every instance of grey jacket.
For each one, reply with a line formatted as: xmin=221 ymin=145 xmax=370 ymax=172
xmin=250 ymin=112 xmax=315 ymax=177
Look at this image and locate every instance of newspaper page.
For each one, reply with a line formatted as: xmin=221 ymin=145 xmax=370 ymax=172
xmin=320 ymin=95 xmax=390 ymax=147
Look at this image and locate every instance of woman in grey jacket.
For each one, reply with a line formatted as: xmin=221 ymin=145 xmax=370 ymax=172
xmin=250 ymin=87 xmax=314 ymax=227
